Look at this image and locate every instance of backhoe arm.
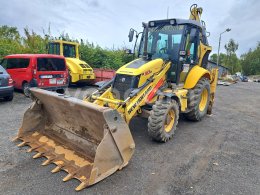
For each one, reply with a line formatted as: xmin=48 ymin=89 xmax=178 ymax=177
xmin=189 ymin=4 xmax=203 ymax=22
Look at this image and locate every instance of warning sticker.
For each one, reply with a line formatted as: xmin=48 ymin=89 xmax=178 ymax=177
xmin=183 ymin=64 xmax=190 ymax=73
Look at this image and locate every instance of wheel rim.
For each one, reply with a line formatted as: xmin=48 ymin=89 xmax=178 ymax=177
xmin=165 ymin=110 xmax=175 ymax=133
xmin=23 ymin=83 xmax=30 ymax=96
xmin=199 ymin=88 xmax=208 ymax=112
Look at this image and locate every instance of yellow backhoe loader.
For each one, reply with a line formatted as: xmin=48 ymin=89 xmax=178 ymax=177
xmin=14 ymin=4 xmax=218 ymax=191
xmin=48 ymin=40 xmax=95 ymax=84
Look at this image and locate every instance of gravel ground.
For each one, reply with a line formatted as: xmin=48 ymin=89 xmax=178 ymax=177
xmin=0 ymin=83 xmax=259 ymax=195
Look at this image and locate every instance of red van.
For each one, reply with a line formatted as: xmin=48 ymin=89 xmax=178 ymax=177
xmin=1 ymin=54 xmax=68 ymax=96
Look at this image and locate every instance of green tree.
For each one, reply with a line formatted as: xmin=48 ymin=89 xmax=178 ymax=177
xmin=241 ymin=43 xmax=260 ymax=75
xmin=0 ymin=25 xmax=133 ymax=70
xmin=224 ymin=39 xmax=240 ymax=73
xmin=23 ymin=28 xmax=49 ymax=54
xmin=210 ymin=53 xmax=227 ymax=65
xmin=0 ymin=25 xmax=24 ymax=59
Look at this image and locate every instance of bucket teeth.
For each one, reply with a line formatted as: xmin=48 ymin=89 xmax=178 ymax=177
xmin=33 ymin=152 xmax=43 ymax=159
xmin=27 ymin=148 xmax=34 ymax=153
xmin=75 ymin=181 xmax=88 ymax=191
xmin=12 ymin=136 xmax=19 ymax=142
xmin=51 ymin=165 xmax=63 ymax=173
xmin=63 ymin=173 xmax=74 ymax=182
xmin=41 ymin=159 xmax=51 ymax=166
xmin=17 ymin=141 xmax=27 ymax=147
xmin=27 ymin=144 xmax=43 ymax=153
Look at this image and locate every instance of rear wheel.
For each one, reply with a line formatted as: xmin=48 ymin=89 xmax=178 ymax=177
xmin=68 ymin=70 xmax=73 ymax=86
xmin=56 ymin=89 xmax=65 ymax=94
xmin=184 ymin=78 xmax=210 ymax=121
xmin=22 ymin=82 xmax=30 ymax=97
xmin=148 ymin=100 xmax=179 ymax=142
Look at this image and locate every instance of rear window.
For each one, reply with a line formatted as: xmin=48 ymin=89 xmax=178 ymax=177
xmin=37 ymin=58 xmax=66 ymax=71
xmin=2 ymin=58 xmax=30 ymax=69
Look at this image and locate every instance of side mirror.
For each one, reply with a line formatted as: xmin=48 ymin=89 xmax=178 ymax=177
xmin=189 ymin=28 xmax=197 ymax=43
xmin=179 ymin=50 xmax=186 ymax=56
xmin=128 ymin=29 xmax=135 ymax=42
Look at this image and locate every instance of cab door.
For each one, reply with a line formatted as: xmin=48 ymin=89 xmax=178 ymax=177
xmin=179 ymin=27 xmax=200 ymax=83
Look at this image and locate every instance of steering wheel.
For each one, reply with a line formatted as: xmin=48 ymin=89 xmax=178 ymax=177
xmin=159 ymin=47 xmax=167 ymax=54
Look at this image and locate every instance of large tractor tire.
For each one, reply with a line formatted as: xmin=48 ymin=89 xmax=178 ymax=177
xmin=184 ymin=78 xmax=210 ymax=121
xmin=148 ymin=100 xmax=179 ymax=142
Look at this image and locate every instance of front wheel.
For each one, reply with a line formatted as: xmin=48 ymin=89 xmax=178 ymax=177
xmin=148 ymin=100 xmax=179 ymax=142
xmin=184 ymin=78 xmax=210 ymax=121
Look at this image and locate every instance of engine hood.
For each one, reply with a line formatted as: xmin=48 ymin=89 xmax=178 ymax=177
xmin=116 ymin=58 xmax=164 ymax=76
xmin=65 ymin=58 xmax=93 ymax=73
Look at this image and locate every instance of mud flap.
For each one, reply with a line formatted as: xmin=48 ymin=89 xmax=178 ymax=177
xmin=14 ymin=88 xmax=135 ymax=191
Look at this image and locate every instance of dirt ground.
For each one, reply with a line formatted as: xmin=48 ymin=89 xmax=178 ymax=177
xmin=0 ymin=83 xmax=259 ymax=195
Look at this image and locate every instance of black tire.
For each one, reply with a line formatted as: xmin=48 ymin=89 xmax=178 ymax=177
xmin=56 ymin=89 xmax=65 ymax=94
xmin=68 ymin=70 xmax=73 ymax=87
xmin=148 ymin=100 xmax=179 ymax=142
xmin=22 ymin=82 xmax=30 ymax=97
xmin=4 ymin=94 xmax=13 ymax=101
xmin=184 ymin=78 xmax=210 ymax=121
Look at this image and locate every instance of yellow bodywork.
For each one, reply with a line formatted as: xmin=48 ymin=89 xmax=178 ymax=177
xmin=49 ymin=40 xmax=95 ymax=83
xmin=184 ymin=65 xmax=211 ymax=89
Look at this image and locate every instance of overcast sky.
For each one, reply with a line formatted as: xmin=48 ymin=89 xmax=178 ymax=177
xmin=1 ymin=0 xmax=260 ymax=56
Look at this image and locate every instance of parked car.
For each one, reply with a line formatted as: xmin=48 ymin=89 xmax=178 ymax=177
xmin=241 ymin=76 xmax=248 ymax=82
xmin=1 ymin=54 xmax=69 ymax=96
xmin=0 ymin=65 xmax=14 ymax=101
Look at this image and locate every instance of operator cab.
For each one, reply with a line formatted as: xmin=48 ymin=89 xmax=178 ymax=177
xmin=136 ymin=19 xmax=209 ymax=84
xmin=111 ymin=18 xmax=210 ymax=101
xmin=48 ymin=41 xmax=77 ymax=58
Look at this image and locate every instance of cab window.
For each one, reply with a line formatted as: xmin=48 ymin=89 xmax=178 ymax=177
xmin=185 ymin=28 xmax=199 ymax=64
xmin=63 ymin=44 xmax=76 ymax=58
xmin=48 ymin=43 xmax=60 ymax=55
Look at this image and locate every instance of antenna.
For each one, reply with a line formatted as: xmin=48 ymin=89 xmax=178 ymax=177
xmin=167 ymin=6 xmax=169 ymax=19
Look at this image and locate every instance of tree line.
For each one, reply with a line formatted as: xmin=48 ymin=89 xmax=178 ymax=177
xmin=210 ymin=39 xmax=259 ymax=75
xmin=0 ymin=25 xmax=259 ymax=75
xmin=0 ymin=25 xmax=132 ymax=70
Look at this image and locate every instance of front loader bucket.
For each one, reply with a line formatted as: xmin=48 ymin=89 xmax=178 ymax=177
xmin=14 ymin=88 xmax=135 ymax=191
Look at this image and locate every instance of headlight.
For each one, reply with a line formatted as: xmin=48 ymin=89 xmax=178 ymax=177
xmin=170 ymin=19 xmax=175 ymax=25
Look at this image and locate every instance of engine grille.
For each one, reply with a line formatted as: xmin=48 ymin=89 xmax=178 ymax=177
xmin=112 ymin=75 xmax=135 ymax=100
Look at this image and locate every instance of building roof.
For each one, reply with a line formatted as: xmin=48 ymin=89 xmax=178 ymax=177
xmin=208 ymin=60 xmax=229 ymax=70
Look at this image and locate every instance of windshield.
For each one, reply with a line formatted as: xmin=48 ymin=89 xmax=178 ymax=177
xmin=139 ymin=25 xmax=185 ymax=61
xmin=48 ymin=43 xmax=60 ymax=55
xmin=63 ymin=44 xmax=76 ymax=58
